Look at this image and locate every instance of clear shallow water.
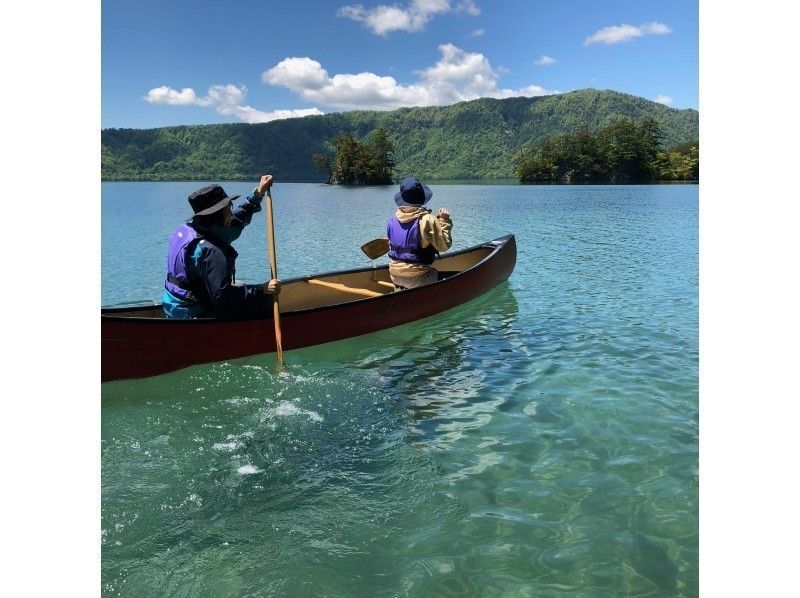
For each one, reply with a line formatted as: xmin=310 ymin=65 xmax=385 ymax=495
xmin=102 ymin=182 xmax=698 ymax=596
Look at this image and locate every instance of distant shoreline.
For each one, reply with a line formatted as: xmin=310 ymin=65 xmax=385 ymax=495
xmin=101 ymin=178 xmax=698 ymax=185
xmin=101 ymin=90 xmax=698 ymax=185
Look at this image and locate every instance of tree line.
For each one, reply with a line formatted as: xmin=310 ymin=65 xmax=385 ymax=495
xmin=102 ymin=90 xmax=699 ymax=181
xmin=312 ymin=128 xmax=395 ymax=185
xmin=312 ymin=119 xmax=698 ymax=186
xmin=513 ymin=118 xmax=698 ymax=184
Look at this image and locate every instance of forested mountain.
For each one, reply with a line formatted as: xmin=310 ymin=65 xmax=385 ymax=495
xmin=102 ymin=89 xmax=698 ymax=181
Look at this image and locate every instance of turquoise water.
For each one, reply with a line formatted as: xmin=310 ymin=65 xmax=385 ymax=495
xmin=102 ymin=182 xmax=698 ymax=596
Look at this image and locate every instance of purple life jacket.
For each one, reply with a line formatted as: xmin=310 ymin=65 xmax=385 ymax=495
xmin=387 ymin=215 xmax=436 ymax=265
xmin=164 ymin=224 xmax=203 ymax=301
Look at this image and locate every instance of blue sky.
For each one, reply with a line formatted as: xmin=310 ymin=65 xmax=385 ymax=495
xmin=103 ymin=0 xmax=697 ymax=129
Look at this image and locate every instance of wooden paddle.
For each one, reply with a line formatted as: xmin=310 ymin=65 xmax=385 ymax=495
xmin=265 ymin=186 xmax=284 ymax=366
xmin=361 ymin=237 xmax=390 ymax=259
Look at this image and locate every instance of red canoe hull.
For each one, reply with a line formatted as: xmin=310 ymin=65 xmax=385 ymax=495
xmin=102 ymin=235 xmax=516 ymax=382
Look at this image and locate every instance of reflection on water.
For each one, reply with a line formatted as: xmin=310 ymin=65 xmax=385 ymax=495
xmin=363 ymin=285 xmax=520 ymax=417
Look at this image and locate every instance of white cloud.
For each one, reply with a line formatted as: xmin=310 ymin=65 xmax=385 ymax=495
xmin=337 ymin=0 xmax=478 ymax=35
xmin=470 ymin=28 xmax=484 ymax=37
xmin=534 ymin=55 xmax=556 ymax=66
xmin=584 ymin=22 xmax=671 ymax=46
xmin=144 ymin=84 xmax=323 ymax=123
xmin=654 ymin=94 xmax=673 ymax=105
xmin=261 ymin=57 xmax=329 ymax=90
xmin=262 ymin=44 xmax=558 ymax=111
xmin=457 ymin=1 xmax=480 ymax=16
xmin=144 ymin=86 xmax=206 ymax=106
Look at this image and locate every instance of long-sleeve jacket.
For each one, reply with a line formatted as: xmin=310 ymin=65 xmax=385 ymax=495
xmin=388 ymin=206 xmax=453 ymax=278
xmin=162 ymin=193 xmax=270 ymax=319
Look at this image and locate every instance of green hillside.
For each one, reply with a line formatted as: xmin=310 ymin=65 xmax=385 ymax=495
xmin=101 ymin=89 xmax=699 ymax=181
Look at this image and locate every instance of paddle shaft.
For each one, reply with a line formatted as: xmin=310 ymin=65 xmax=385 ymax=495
xmin=265 ymin=188 xmax=284 ymax=365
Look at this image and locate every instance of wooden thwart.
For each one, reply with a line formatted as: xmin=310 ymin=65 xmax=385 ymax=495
xmin=306 ymin=278 xmax=384 ymax=297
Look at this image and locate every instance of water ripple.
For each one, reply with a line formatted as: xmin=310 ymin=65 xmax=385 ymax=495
xmin=103 ymin=183 xmax=697 ymax=596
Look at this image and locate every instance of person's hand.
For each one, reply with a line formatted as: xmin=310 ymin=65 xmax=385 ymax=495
xmin=438 ymin=207 xmax=451 ymax=219
xmin=257 ymin=174 xmax=274 ymax=195
xmin=264 ymin=279 xmax=281 ymax=295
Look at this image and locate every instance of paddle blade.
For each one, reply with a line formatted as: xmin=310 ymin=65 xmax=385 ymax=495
xmin=361 ymin=237 xmax=390 ymax=259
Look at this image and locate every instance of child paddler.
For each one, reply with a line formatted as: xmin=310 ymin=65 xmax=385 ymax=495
xmin=386 ymin=177 xmax=453 ymax=289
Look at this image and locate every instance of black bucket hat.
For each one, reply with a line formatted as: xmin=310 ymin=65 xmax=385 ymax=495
xmin=188 ymin=185 xmax=240 ymax=216
xmin=394 ymin=176 xmax=433 ymax=207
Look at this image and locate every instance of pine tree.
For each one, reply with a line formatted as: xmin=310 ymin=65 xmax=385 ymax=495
xmin=366 ymin=127 xmax=395 ymax=184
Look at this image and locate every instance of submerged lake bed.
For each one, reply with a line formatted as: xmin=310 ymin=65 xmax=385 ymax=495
xmin=102 ymin=182 xmax=698 ymax=595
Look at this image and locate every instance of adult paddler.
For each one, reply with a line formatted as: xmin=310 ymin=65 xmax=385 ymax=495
xmin=162 ymin=175 xmax=281 ymax=319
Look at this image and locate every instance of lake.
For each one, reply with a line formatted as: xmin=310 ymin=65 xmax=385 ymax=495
xmin=102 ymin=182 xmax=698 ymax=596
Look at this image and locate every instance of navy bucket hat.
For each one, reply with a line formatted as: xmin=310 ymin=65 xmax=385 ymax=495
xmin=188 ymin=184 xmax=240 ymax=216
xmin=394 ymin=176 xmax=433 ymax=207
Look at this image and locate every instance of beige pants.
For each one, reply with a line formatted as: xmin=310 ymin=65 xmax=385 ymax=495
xmin=390 ymin=268 xmax=438 ymax=290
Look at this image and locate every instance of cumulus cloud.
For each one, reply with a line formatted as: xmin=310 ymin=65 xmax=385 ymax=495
xmin=534 ymin=55 xmax=556 ymax=66
xmin=469 ymin=28 xmax=484 ymax=37
xmin=653 ymin=94 xmax=673 ymax=105
xmin=337 ymin=0 xmax=479 ymax=35
xmin=144 ymin=86 xmax=208 ymax=106
xmin=584 ymin=22 xmax=671 ymax=46
xmin=144 ymin=84 xmax=323 ymax=123
xmin=262 ymin=44 xmax=558 ymax=111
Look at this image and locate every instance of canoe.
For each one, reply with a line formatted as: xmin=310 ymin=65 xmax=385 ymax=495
xmin=102 ymin=234 xmax=516 ymax=382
